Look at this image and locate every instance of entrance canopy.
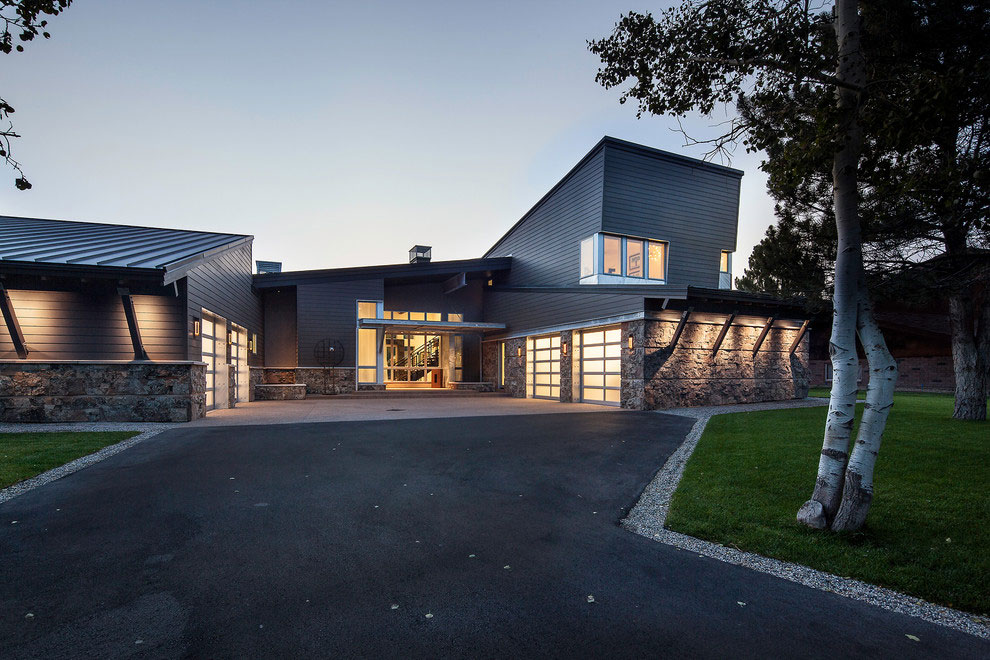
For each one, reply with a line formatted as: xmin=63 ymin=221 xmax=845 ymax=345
xmin=358 ymin=318 xmax=506 ymax=335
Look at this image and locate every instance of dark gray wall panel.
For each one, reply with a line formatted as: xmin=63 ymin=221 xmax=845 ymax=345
xmin=296 ymin=278 xmax=384 ymax=368
xmin=263 ymin=287 xmax=298 ymax=367
xmin=486 ymin=148 xmax=604 ymax=287
xmin=384 ymin=280 xmax=484 ymax=321
xmin=483 ymin=289 xmax=643 ymax=336
xmin=601 ymin=143 xmax=740 ymax=288
xmin=185 ymin=243 xmax=263 ymax=365
xmin=0 ymin=288 xmax=184 ymax=361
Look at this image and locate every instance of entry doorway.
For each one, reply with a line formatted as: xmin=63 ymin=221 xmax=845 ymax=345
xmin=580 ymin=327 xmax=621 ymax=405
xmin=385 ymin=333 xmax=442 ymax=385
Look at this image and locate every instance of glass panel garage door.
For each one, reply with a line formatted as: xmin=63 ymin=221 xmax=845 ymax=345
xmin=201 ymin=314 xmax=220 ymax=410
xmin=581 ymin=328 xmax=621 ymax=405
xmin=526 ymin=335 xmax=560 ymax=399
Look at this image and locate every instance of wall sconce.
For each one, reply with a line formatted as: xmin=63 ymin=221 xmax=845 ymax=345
xmin=193 ymin=318 xmax=201 ymax=337
xmin=562 ymin=342 xmax=568 ymax=356
xmin=517 ymin=346 xmax=522 ymax=357
xmin=487 ymin=278 xmax=494 ymax=287
xmin=627 ymin=335 xmax=634 ymax=350
xmin=251 ymin=333 xmax=258 ymax=354
xmin=227 ymin=331 xmax=233 ymax=345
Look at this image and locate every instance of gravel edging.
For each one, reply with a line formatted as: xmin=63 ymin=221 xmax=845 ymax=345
xmin=624 ymin=398 xmax=990 ymax=640
xmin=0 ymin=424 xmax=177 ymax=505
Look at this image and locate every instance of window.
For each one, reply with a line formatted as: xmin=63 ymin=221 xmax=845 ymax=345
xmin=603 ymin=235 xmax=622 ymax=274
xmin=626 ymin=239 xmax=644 ymax=278
xmin=357 ymin=300 xmax=382 ymax=383
xmin=720 ymin=250 xmax=731 ymax=273
xmin=580 ymin=237 xmax=594 ymax=278
xmin=358 ymin=302 xmax=378 ymax=319
xmin=580 ymin=233 xmax=668 ymax=282
xmin=448 ymin=312 xmax=463 ymax=322
xmin=648 ymin=241 xmax=667 ymax=280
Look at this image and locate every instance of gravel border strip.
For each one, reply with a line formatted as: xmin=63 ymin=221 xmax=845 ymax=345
xmin=0 ymin=424 xmax=177 ymax=505
xmin=624 ymin=398 xmax=989 ymax=640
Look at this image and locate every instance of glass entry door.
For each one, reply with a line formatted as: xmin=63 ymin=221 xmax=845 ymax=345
xmin=385 ymin=333 xmax=441 ymax=383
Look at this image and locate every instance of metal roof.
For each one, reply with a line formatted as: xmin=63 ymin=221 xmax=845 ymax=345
xmin=253 ymin=257 xmax=512 ymax=288
xmin=0 ymin=215 xmax=250 ymax=273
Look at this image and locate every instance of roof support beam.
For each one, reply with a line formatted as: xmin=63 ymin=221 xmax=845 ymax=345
xmin=667 ymin=307 xmax=693 ymax=351
xmin=789 ymin=320 xmax=811 ymax=355
xmin=0 ymin=283 xmax=28 ymax=359
xmin=118 ymin=287 xmax=149 ymax=360
xmin=711 ymin=311 xmax=737 ymax=357
xmin=752 ymin=315 xmax=776 ymax=356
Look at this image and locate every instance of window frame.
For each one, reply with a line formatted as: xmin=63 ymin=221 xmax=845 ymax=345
xmin=579 ymin=233 xmax=669 ymax=283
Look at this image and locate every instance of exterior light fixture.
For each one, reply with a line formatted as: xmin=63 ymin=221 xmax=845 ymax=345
xmin=517 ymin=346 xmax=522 ymax=357
xmin=193 ymin=318 xmax=201 ymax=337
xmin=627 ymin=335 xmax=634 ymax=350
xmin=487 ymin=278 xmax=494 ymax=287
xmin=227 ymin=331 xmax=233 ymax=345
xmin=562 ymin=342 xmax=568 ymax=356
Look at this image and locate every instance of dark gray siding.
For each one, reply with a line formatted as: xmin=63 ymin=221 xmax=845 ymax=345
xmin=0 ymin=288 xmax=185 ymax=361
xmin=483 ymin=289 xmax=643 ymax=336
xmin=485 ymin=148 xmax=604 ymax=286
xmin=601 ymin=142 xmax=741 ymax=288
xmin=185 ymin=243 xmax=264 ymax=366
xmin=263 ymin=288 xmax=297 ymax=367
xmin=296 ymin=278 xmax=384 ymax=368
xmin=384 ymin=280 xmax=484 ymax=321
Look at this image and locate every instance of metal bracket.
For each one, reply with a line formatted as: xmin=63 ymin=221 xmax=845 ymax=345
xmin=752 ymin=315 xmax=776 ymax=356
xmin=711 ymin=311 xmax=737 ymax=357
xmin=118 ymin=287 xmax=149 ymax=360
xmin=789 ymin=320 xmax=811 ymax=354
xmin=667 ymin=307 xmax=693 ymax=351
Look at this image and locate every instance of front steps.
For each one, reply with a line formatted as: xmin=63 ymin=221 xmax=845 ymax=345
xmin=312 ymin=390 xmax=508 ymax=400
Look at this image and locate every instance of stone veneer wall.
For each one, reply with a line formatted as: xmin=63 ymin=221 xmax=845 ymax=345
xmin=503 ymin=337 xmax=527 ymax=398
xmin=481 ymin=341 xmax=499 ymax=388
xmin=559 ymin=330 xmax=574 ymax=403
xmin=640 ymin=317 xmax=809 ymax=409
xmin=252 ymin=367 xmax=356 ymax=396
xmin=0 ymin=361 xmax=206 ymax=422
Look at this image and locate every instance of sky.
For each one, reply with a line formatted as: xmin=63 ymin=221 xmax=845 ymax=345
xmin=1 ymin=0 xmax=776 ymax=275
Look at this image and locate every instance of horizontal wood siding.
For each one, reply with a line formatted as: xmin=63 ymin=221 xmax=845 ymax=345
xmin=263 ymin=288 xmax=298 ymax=367
xmin=296 ymin=278 xmax=384 ymax=367
xmin=0 ymin=288 xmax=185 ymax=361
xmin=185 ymin=243 xmax=264 ymax=366
xmin=486 ymin=148 xmax=604 ymax=286
xmin=384 ymin=280 xmax=484 ymax=320
xmin=483 ymin=289 xmax=643 ymax=336
xmin=601 ymin=143 xmax=741 ymax=288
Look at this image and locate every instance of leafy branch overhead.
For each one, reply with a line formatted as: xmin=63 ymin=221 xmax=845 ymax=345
xmin=1 ymin=0 xmax=73 ymax=190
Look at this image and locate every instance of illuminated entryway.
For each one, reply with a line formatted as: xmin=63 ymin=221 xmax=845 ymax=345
xmin=580 ymin=327 xmax=621 ymax=405
xmin=526 ymin=335 xmax=561 ymax=399
xmin=230 ymin=322 xmax=249 ymax=403
xmin=385 ymin=333 xmax=442 ymax=383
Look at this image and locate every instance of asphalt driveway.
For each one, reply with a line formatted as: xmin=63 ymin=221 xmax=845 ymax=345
xmin=0 ymin=412 xmax=985 ymax=658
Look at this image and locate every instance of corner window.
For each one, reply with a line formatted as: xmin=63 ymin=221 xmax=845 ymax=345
xmin=603 ymin=235 xmax=622 ymax=275
xmin=579 ymin=233 xmax=668 ymax=283
xmin=720 ymin=250 xmax=731 ymax=273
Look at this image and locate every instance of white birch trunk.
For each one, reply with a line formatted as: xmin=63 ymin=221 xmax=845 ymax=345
xmin=831 ymin=284 xmax=897 ymax=531
xmin=798 ymin=0 xmax=867 ymax=529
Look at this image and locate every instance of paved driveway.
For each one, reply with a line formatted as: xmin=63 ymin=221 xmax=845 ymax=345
xmin=1 ymin=413 xmax=985 ymax=658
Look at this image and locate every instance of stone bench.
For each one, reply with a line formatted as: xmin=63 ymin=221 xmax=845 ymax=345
xmin=253 ymin=384 xmax=307 ymax=400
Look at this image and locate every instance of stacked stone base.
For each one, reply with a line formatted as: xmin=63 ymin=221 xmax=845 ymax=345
xmin=254 ymin=384 xmax=307 ymax=400
xmin=250 ymin=367 xmax=356 ymax=398
xmin=0 ymin=361 xmax=206 ymax=422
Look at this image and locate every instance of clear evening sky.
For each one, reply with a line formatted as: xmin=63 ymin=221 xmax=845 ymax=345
xmin=0 ymin=1 xmax=775 ymax=275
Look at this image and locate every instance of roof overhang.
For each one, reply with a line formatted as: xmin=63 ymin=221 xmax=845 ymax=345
xmin=253 ymin=257 xmax=511 ymax=289
xmin=358 ymin=318 xmax=506 ymax=334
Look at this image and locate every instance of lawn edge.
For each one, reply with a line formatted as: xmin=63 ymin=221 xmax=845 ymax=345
xmin=624 ymin=399 xmax=990 ymax=640
xmin=0 ymin=426 xmax=176 ymax=505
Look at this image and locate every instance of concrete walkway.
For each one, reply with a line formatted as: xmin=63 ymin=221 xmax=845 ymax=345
xmin=189 ymin=395 xmax=618 ymax=426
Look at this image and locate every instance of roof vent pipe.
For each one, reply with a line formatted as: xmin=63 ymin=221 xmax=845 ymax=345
xmin=409 ymin=245 xmax=432 ymax=264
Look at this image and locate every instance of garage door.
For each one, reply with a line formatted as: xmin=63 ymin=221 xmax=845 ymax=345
xmin=580 ymin=327 xmax=621 ymax=405
xmin=526 ymin=335 xmax=560 ymax=399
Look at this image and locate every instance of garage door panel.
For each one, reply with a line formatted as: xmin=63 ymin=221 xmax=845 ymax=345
xmin=581 ymin=327 xmax=621 ymax=407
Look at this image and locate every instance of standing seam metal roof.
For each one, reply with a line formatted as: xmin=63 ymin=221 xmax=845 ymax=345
xmin=0 ymin=216 xmax=250 ymax=270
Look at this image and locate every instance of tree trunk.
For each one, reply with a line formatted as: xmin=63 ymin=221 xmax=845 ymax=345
xmin=948 ymin=291 xmax=987 ymax=420
xmin=831 ymin=282 xmax=897 ymax=531
xmin=798 ymin=0 xmax=871 ymax=530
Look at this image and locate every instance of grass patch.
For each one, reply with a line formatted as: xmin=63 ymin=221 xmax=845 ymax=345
xmin=666 ymin=392 xmax=990 ymax=615
xmin=0 ymin=431 xmax=139 ymax=489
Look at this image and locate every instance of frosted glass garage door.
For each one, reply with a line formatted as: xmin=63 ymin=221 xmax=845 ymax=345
xmin=526 ymin=335 xmax=560 ymax=399
xmin=580 ymin=328 xmax=621 ymax=405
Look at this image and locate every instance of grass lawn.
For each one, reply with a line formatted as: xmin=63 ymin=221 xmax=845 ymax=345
xmin=666 ymin=392 xmax=990 ymax=615
xmin=0 ymin=432 xmax=139 ymax=489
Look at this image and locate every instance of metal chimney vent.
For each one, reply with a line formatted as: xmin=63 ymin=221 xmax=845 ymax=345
xmin=409 ymin=245 xmax=432 ymax=264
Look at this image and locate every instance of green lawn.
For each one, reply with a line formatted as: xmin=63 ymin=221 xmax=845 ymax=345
xmin=0 ymin=432 xmax=139 ymax=489
xmin=666 ymin=392 xmax=990 ymax=615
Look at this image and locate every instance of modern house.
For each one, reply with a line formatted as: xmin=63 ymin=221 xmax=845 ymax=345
xmin=0 ymin=137 xmax=810 ymax=422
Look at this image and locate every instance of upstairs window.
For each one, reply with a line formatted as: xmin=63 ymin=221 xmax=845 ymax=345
xmin=579 ymin=233 xmax=668 ymax=283
xmin=720 ymin=250 xmax=731 ymax=273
